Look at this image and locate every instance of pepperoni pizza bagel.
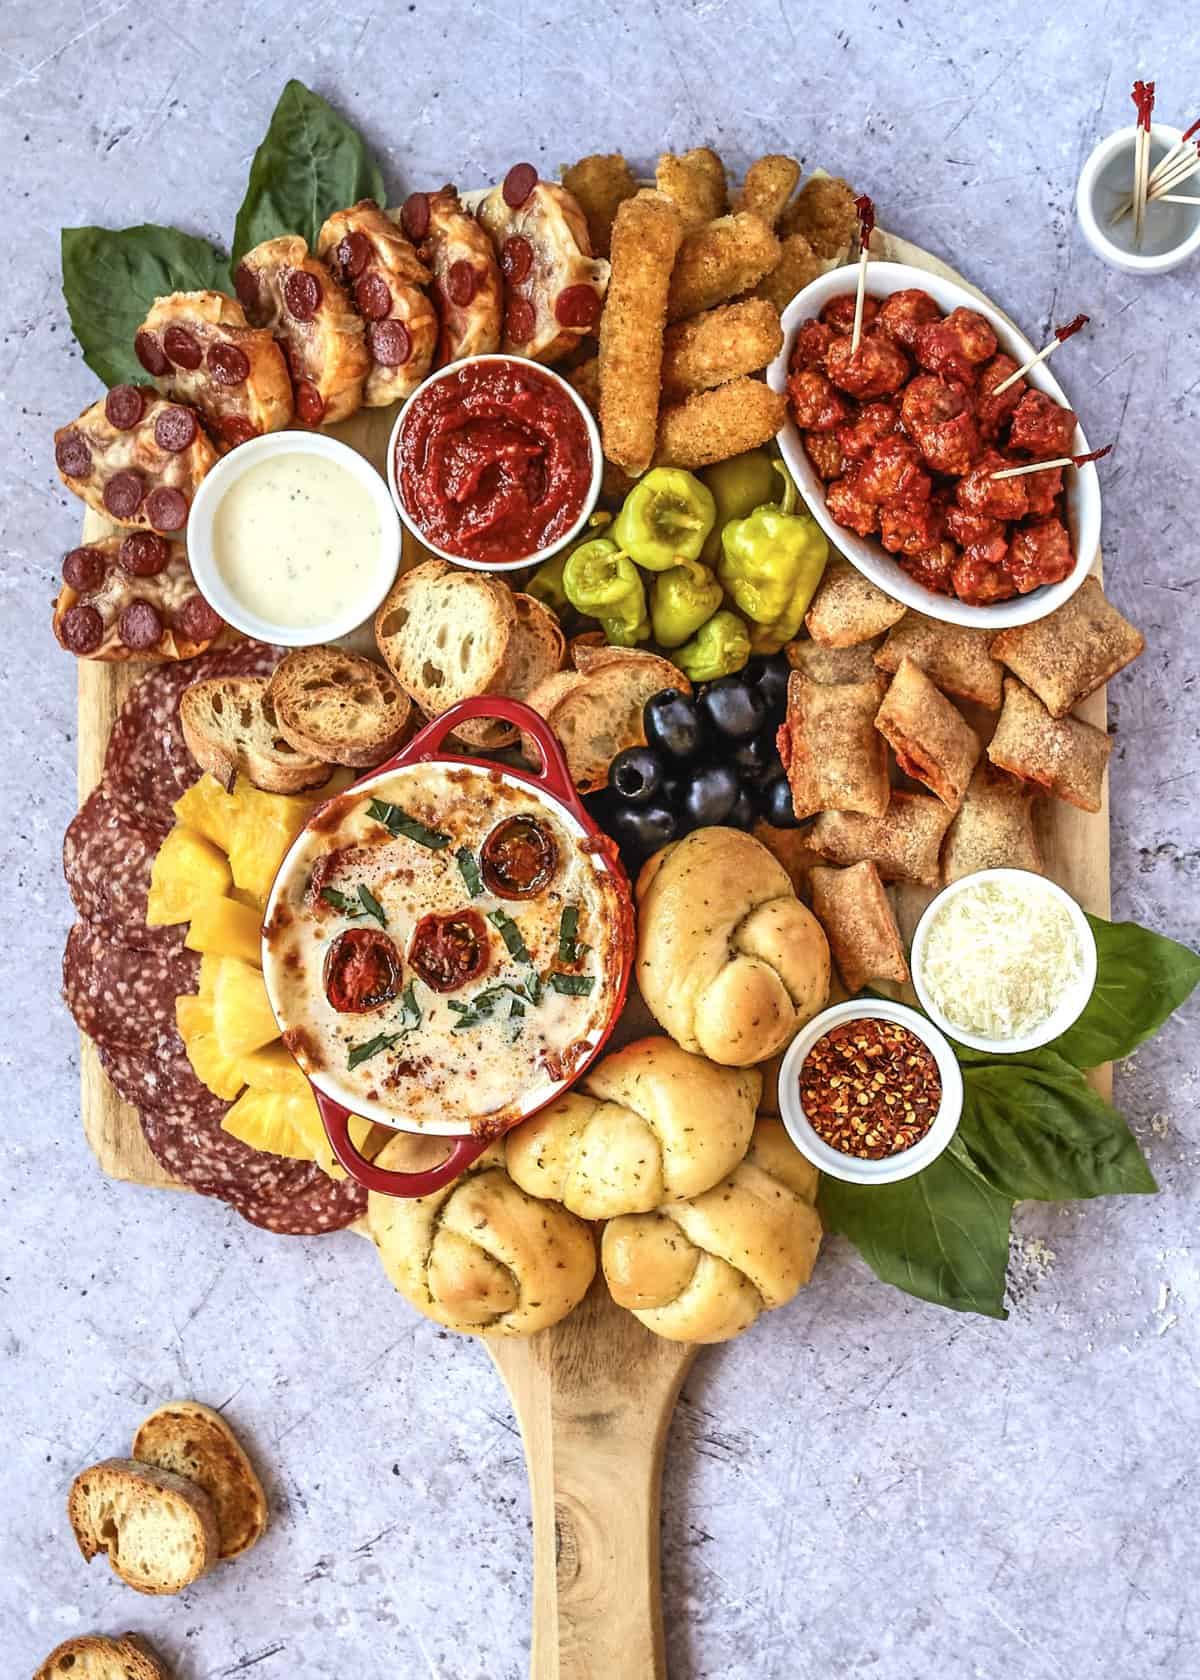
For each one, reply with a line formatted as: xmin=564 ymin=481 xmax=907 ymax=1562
xmin=54 ymin=387 xmax=218 ymax=535
xmin=54 ymin=532 xmax=225 ymax=661
xmin=135 ymin=290 xmax=294 ymax=450
xmin=318 ymin=200 xmax=439 ymax=406
xmin=401 ymin=185 xmax=504 ymax=365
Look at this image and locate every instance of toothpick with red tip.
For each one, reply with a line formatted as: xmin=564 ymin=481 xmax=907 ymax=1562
xmin=1113 ymin=117 xmax=1200 ymax=222
xmin=992 ymin=314 xmax=1090 ymax=397
xmin=990 ymin=445 xmax=1113 ymax=482
xmin=1132 ymin=80 xmax=1156 ymax=246
xmin=850 ymin=196 xmax=875 ymax=354
xmin=1149 ymin=138 xmax=1200 ymax=201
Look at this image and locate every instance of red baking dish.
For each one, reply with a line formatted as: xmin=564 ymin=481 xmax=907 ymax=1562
xmin=262 ymin=696 xmax=633 ymax=1200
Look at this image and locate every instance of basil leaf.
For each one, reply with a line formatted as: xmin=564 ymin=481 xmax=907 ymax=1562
xmin=548 ymin=972 xmax=595 ymax=996
xmin=366 ymin=798 xmax=449 ymax=850
xmin=320 ymin=886 xmax=363 ymax=917
xmin=489 ymin=909 xmax=532 ymax=966
xmin=347 ymin=1031 xmax=402 ymax=1071
xmin=456 ymin=847 xmax=484 ymax=898
xmin=819 ymin=1142 xmax=1012 ymax=1319
xmin=956 ymin=1047 xmax=1157 ymax=1201
xmin=523 ymin=970 xmax=543 ymax=1006
xmin=357 ymin=885 xmax=387 ymax=927
xmin=1049 ymin=914 xmax=1200 ymax=1068
xmin=397 ymin=981 xmax=422 ymax=1032
xmin=558 ymin=905 xmax=580 ymax=965
xmin=61 ymin=224 xmax=230 ymax=388
xmin=232 ymin=79 xmax=386 ymax=264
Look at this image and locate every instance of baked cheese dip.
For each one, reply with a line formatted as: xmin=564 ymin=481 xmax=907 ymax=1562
xmin=263 ymin=764 xmax=625 ymax=1136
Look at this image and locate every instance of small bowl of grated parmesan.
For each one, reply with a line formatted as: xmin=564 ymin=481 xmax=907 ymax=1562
xmin=911 ymin=869 xmax=1097 ymax=1053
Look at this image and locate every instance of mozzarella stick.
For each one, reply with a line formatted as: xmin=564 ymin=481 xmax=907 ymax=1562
xmin=733 ymin=154 xmax=802 ymax=229
xmin=661 ymin=300 xmax=783 ymax=401
xmin=780 ymin=174 xmax=858 ymax=260
xmin=656 ymin=148 xmax=728 ymax=230
xmin=654 ymin=377 xmax=787 ymax=470
xmin=667 ymin=213 xmax=780 ymax=322
xmin=753 ymin=233 xmax=823 ymax=314
xmin=561 ymin=153 xmax=638 ymax=258
xmin=598 ymin=192 xmax=684 ymax=478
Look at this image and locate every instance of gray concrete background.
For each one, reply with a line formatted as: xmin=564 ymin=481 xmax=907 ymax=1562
xmin=3 ymin=2 xmax=1198 ymax=1675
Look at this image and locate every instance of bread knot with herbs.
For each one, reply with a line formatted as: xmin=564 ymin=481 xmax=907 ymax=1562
xmin=505 ymin=1036 xmax=760 ymax=1219
xmin=601 ymin=1118 xmax=822 ymax=1342
xmin=635 ymin=827 xmax=831 ymax=1066
xmin=367 ymin=1132 xmax=595 ymax=1336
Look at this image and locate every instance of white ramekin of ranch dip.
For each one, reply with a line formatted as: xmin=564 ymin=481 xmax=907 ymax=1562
xmin=187 ymin=431 xmax=401 ymax=645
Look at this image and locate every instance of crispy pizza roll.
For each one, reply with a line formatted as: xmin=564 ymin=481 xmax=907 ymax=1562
xmin=655 ymin=377 xmax=787 ymax=471
xmin=777 ymin=670 xmax=889 ymax=819
xmin=317 ymin=200 xmax=438 ymax=405
xmin=751 ymin=821 xmax=823 ymax=903
xmin=734 ymin=155 xmax=802 ymax=229
xmin=753 ymin=233 xmax=823 ymax=315
xmin=599 ymin=192 xmax=684 ymax=478
xmin=987 ymin=677 xmax=1112 ymax=813
xmin=808 ymin=790 xmax=953 ymax=887
xmin=874 ymin=657 xmax=982 ymax=812
xmin=54 ymin=389 xmax=217 ymax=535
xmin=989 ymin=576 xmax=1145 ymax=719
xmin=942 ymin=765 xmax=1042 ymax=884
xmin=810 ymin=862 xmax=909 ymax=994
xmin=656 ymin=147 xmax=728 ymax=230
xmin=561 ymin=153 xmax=639 ymax=257
xmin=400 ymin=186 xmax=504 ymax=364
xmin=875 ymin=611 xmax=1003 ymax=709
xmin=53 ymin=533 xmax=224 ymax=662
xmin=477 ymin=171 xmax=610 ymax=364
xmin=667 ymin=214 xmax=781 ymax=322
xmin=234 ymin=234 xmax=369 ymax=425
xmin=661 ymin=300 xmax=783 ymax=401
xmin=805 ymin=557 xmax=907 ymax=647
xmin=787 ymin=637 xmax=881 ymax=684
xmin=135 ymin=290 xmax=293 ymax=449
xmin=780 ymin=173 xmax=859 ymax=259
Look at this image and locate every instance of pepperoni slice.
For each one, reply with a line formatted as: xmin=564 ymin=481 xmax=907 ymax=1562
xmin=105 ymin=384 xmax=146 ymax=430
xmin=55 ymin=430 xmax=92 ymax=479
xmin=62 ymin=546 xmax=106 ymax=591
xmin=368 ymin=319 xmax=412 ymax=367
xmin=324 ymin=927 xmax=404 ymax=1014
xmin=506 ymin=296 xmax=537 ymax=345
xmin=336 ymin=230 xmax=371 ymax=280
xmin=145 ymin=486 xmax=188 ymax=532
xmin=118 ymin=599 xmax=164 ymax=651
xmin=284 ymin=268 xmax=323 ymax=321
xmin=103 ymin=471 xmax=145 ymax=519
xmin=162 ymin=324 xmax=202 ymax=370
xmin=234 ymin=261 xmax=260 ymax=314
xmin=207 ymin=342 xmax=250 ymax=386
xmin=61 ymin=603 xmax=104 ymax=655
xmin=554 ymin=285 xmax=601 ymax=330
xmin=154 ymin=405 xmax=198 ymax=453
xmin=501 ymin=235 xmax=534 ymax=285
xmin=118 ymin=531 xmax=169 ymax=577
xmin=218 ymin=414 xmax=260 ymax=448
xmin=354 ymin=272 xmax=392 ymax=320
xmin=446 ymin=261 xmax=479 ymax=308
xmin=175 ymin=593 xmax=224 ymax=643
xmin=503 ymin=162 xmax=538 ymax=209
xmin=135 ymin=330 xmax=170 ymax=377
xmin=401 ymin=192 xmax=430 ymax=242
xmin=294 ymin=380 xmax=325 ymax=426
xmin=480 ymin=816 xmax=557 ymax=899
xmin=408 ymin=909 xmax=489 ymax=994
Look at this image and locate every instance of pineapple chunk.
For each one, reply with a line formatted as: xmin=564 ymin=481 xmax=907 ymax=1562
xmin=212 ymin=956 xmax=280 ymax=1058
xmin=172 ymin=775 xmax=239 ymax=852
xmin=186 ymin=1032 xmax=247 ymax=1102
xmin=230 ymin=885 xmax=266 ymax=915
xmin=225 ymin=772 xmax=357 ymax=903
xmin=238 ymin=1041 xmax=309 ymax=1094
xmin=222 ymin=1089 xmax=311 ymax=1159
xmin=198 ymin=952 xmax=223 ymax=1002
xmin=146 ymin=825 xmax=232 ymax=926
xmin=175 ymin=993 xmax=211 ymax=1043
xmin=185 ymin=896 xmax=263 ymax=966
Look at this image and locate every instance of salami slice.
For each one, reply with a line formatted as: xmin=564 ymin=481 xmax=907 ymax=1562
xmin=63 ymin=787 xmax=179 ymax=945
xmin=229 ymin=1172 xmax=366 ymax=1235
xmin=137 ymin=1087 xmax=335 ymax=1202
xmin=63 ymin=920 xmax=198 ymax=1049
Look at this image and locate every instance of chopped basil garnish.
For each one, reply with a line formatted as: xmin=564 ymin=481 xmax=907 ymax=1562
xmin=366 ymin=797 xmax=449 ymax=850
xmin=558 ymin=905 xmax=580 ymax=965
xmin=347 ymin=1031 xmax=404 ymax=1070
xmin=523 ymin=969 xmax=543 ymax=1006
xmin=488 ymin=908 xmax=532 ymax=966
xmin=396 ymin=981 xmax=422 ymax=1031
xmin=321 ymin=886 xmax=363 ymax=918
xmin=456 ymin=846 xmax=484 ymax=897
xmin=357 ymin=885 xmax=387 ymax=927
xmin=450 ymin=982 xmax=537 ymax=1031
xmin=548 ymin=972 xmax=595 ymax=997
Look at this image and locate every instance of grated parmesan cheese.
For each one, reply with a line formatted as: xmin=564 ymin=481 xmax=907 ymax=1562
xmin=920 ymin=878 xmax=1083 ymax=1041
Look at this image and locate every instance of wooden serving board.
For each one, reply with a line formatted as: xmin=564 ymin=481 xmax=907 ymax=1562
xmin=75 ymin=235 xmax=1109 ymax=1676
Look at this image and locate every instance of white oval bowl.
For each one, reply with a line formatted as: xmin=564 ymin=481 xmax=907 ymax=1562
xmin=1077 ymin=123 xmax=1200 ymax=277
xmin=387 ymin=353 xmax=603 ymax=572
xmin=910 ymin=867 xmax=1098 ymax=1054
xmin=778 ymin=999 xmax=963 ymax=1186
xmin=765 ymin=260 xmax=1103 ymax=629
xmin=187 ymin=430 xmax=402 ymax=646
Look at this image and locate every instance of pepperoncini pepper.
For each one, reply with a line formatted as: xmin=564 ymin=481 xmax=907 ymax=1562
xmin=562 ymin=537 xmax=649 ymax=647
xmin=700 ymin=449 xmax=780 ymax=564
xmin=717 ymin=461 xmax=828 ymax=654
xmin=612 ymin=468 xmax=716 ymax=571
xmin=674 ymin=609 xmax=752 ymax=681
xmin=528 ymin=511 xmax=613 ymax=615
xmin=650 ymin=557 xmax=723 ymax=648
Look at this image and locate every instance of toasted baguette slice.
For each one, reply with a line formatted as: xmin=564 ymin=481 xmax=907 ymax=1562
xmin=268 ymin=646 xmax=412 ymax=768
xmin=35 ymin=1635 xmax=169 ymax=1680
xmin=68 ymin=1458 xmax=219 ymax=1596
xmin=181 ymin=677 xmax=332 ymax=794
xmin=374 ymin=557 xmax=517 ymax=716
xmin=452 ymin=591 xmax=567 ymax=751
xmin=132 ymin=1400 xmax=268 ymax=1561
xmin=526 ymin=649 xmax=690 ymax=791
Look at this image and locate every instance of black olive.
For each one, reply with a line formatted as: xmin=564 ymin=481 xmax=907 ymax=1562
xmin=644 ymin=688 xmax=704 ymax=760
xmin=761 ymin=771 xmax=803 ymax=828
xmin=744 ymin=653 xmax=792 ymax=717
xmin=727 ymin=786 xmax=759 ymax=831
xmin=609 ymin=745 xmax=665 ymax=805
xmin=729 ymin=728 xmax=779 ymax=782
xmin=681 ymin=763 xmax=740 ymax=829
xmin=698 ymin=675 xmax=766 ymax=741
xmin=608 ymin=800 xmax=678 ymax=861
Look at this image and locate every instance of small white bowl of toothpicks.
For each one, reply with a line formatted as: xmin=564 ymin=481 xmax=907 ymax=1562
xmin=1078 ymin=83 xmax=1200 ymax=275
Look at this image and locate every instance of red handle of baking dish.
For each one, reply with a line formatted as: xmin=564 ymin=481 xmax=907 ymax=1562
xmin=315 ymin=1086 xmax=490 ymax=1197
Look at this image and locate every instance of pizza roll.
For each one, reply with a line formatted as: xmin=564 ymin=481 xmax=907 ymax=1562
xmin=787 ymin=637 xmax=881 ymax=685
xmin=808 ymin=791 xmax=953 ymax=888
xmin=989 ymin=576 xmax=1145 ymax=719
xmin=134 ymin=289 xmax=293 ymax=450
xmin=234 ymin=234 xmax=369 ymax=426
xmin=400 ymin=186 xmax=503 ymax=364
xmin=777 ymin=670 xmax=890 ymax=819
xmin=317 ymin=200 xmax=438 ymax=405
xmin=561 ymin=153 xmax=639 ymax=257
xmin=874 ymin=657 xmax=982 ymax=812
xmin=805 ymin=558 xmax=907 ymax=647
xmin=53 ymin=533 xmax=224 ymax=662
xmin=656 ymin=147 xmax=728 ymax=230
xmin=875 ymin=611 xmax=1003 ymax=709
xmin=942 ymin=765 xmax=1042 ymax=885
xmin=809 ymin=862 xmax=909 ymax=995
xmin=987 ymin=677 xmax=1112 ymax=813
xmin=54 ymin=388 xmax=217 ymax=535
xmin=477 ymin=168 xmax=610 ymax=364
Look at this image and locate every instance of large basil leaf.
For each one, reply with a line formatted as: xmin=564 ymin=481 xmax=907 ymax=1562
xmin=1049 ymin=914 xmax=1200 ymax=1068
xmin=819 ymin=1141 xmax=1012 ymax=1319
xmin=232 ymin=80 xmax=386 ymax=264
xmin=957 ymin=1047 xmax=1157 ymax=1201
xmin=61 ymin=225 xmax=229 ymax=388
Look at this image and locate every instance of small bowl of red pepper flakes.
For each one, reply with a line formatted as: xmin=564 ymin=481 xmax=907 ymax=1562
xmin=778 ymin=1000 xmax=963 ymax=1185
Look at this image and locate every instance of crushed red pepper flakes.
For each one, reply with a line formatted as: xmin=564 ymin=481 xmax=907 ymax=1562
xmin=800 ymin=1018 xmax=940 ymax=1159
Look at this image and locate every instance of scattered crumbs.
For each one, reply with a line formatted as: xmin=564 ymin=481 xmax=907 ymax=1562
xmin=1157 ymin=1313 xmax=1178 ymax=1336
xmin=1149 ymin=1112 xmax=1170 ymax=1137
xmin=1007 ymin=1232 xmax=1057 ymax=1306
xmin=1155 ymin=1281 xmax=1169 ymax=1314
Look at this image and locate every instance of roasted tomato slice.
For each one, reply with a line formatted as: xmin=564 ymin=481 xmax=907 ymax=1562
xmin=409 ymin=909 xmax=490 ymax=994
xmin=480 ymin=815 xmax=557 ymax=899
xmin=323 ymin=928 xmax=404 ymax=1014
